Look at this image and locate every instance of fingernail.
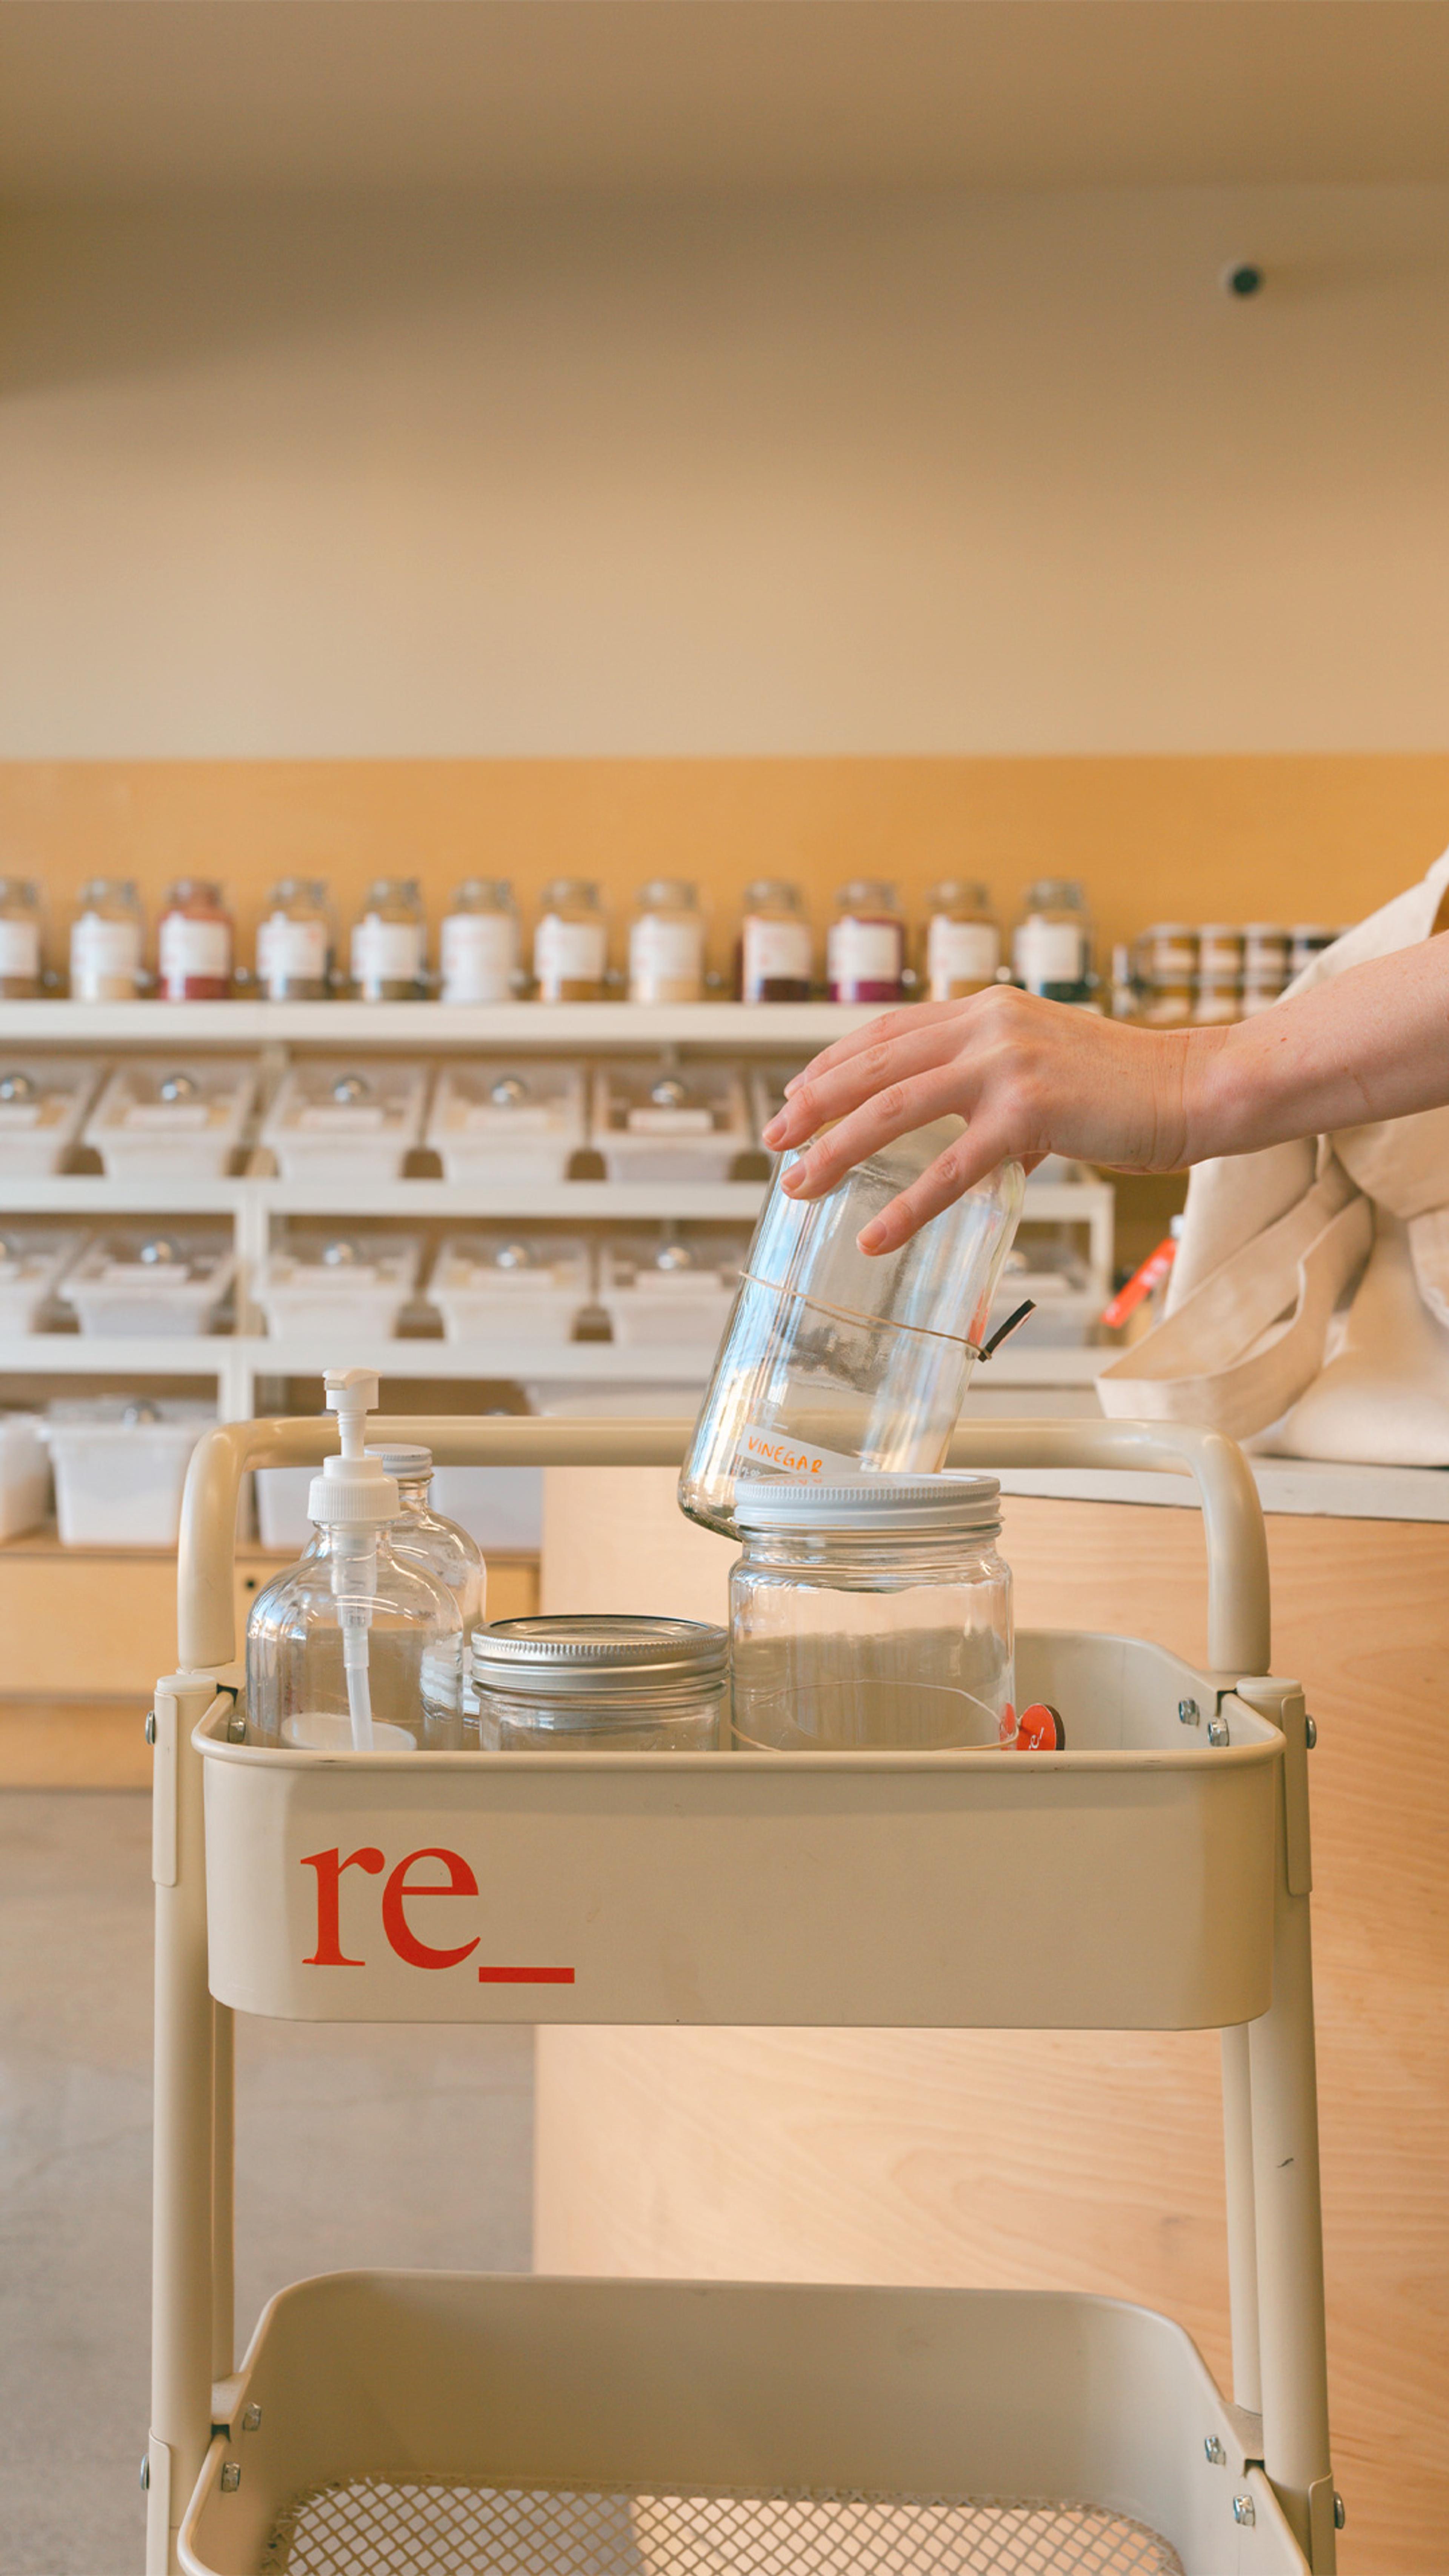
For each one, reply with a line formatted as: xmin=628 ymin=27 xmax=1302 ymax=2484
xmin=781 ymin=1166 xmax=806 ymax=1194
xmin=783 ymin=1077 xmax=801 ymax=1095
xmin=761 ymin=1115 xmax=786 ymax=1145
xmin=858 ymin=1221 xmax=886 ymax=1253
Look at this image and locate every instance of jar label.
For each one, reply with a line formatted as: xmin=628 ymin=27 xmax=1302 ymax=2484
xmin=827 ymin=918 xmax=903 ymax=985
xmin=738 ymin=1422 xmax=869 ymax=1482
xmin=926 ymin=918 xmax=999 ymax=992
xmin=535 ymin=914 xmax=607 ymax=988
xmin=71 ymin=914 xmax=142 ymax=985
xmin=258 ymin=914 xmax=328 ymax=984
xmin=159 ymin=914 xmax=231 ymax=989
xmin=1014 ymin=919 xmax=1084 ymax=985
xmin=741 ymin=915 xmax=812 ymax=993
xmin=352 ymin=917 xmax=425 ymax=983
xmin=629 ymin=914 xmax=703 ymax=1001
xmin=441 ymin=910 xmax=518 ymax=1002
xmin=0 ymin=918 xmax=40 ymax=978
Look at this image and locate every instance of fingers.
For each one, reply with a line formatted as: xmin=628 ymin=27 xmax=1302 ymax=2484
xmin=766 ymin=1016 xmax=972 ymax=1153
xmin=776 ymin=1000 xmax=978 ymax=1107
xmin=778 ymin=1060 xmax=979 ymax=1202
xmin=857 ymin=1124 xmax=1016 ymax=1255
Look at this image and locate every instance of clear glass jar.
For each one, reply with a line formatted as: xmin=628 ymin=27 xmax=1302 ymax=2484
xmin=351 ymin=878 xmax=427 ymax=1001
xmin=1192 ymin=978 xmax=1242 ymax=1027
xmin=1108 ymin=942 xmax=1139 ymax=1021
xmin=922 ymin=881 xmax=1000 ymax=1001
xmin=1135 ymin=924 xmax=1198 ymax=985
xmin=534 ymin=879 xmax=608 ymax=1002
xmin=1013 ymin=879 xmax=1092 ymax=1001
xmin=1197 ymin=925 xmax=1244 ymax=980
xmin=1141 ymin=980 xmax=1194 ymax=1029
xmin=440 ymin=878 xmax=520 ymax=1005
xmin=70 ymin=880 xmax=144 ymax=1003
xmin=629 ymin=879 xmax=705 ymax=1005
xmin=827 ymin=879 xmax=906 ymax=1005
xmin=365 ymin=1442 xmax=485 ymax=1635
xmin=731 ymin=1473 xmax=1013 ymax=1751
xmin=1289 ymin=924 xmax=1340 ymax=978
xmin=158 ymin=878 xmax=233 ymax=1001
xmin=256 ymin=877 xmax=334 ymax=1001
xmin=736 ymin=879 xmax=814 ymax=1003
xmin=1243 ymin=924 xmax=1289 ymax=981
xmin=246 ymin=1524 xmax=463 ymax=1752
xmin=1240 ymin=973 xmax=1287 ymax=1017
xmin=680 ymin=1119 xmax=1025 ymax=1537
xmin=0 ymin=880 xmax=42 ymax=999
xmin=473 ymin=1614 xmax=726 ymax=1750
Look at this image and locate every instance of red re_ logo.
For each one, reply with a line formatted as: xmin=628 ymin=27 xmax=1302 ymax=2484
xmin=302 ymin=1845 xmax=479 ymax=1969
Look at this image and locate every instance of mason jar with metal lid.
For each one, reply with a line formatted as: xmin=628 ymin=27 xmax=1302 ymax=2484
xmin=472 ymin=1613 xmax=726 ymax=1750
xmin=1192 ymin=978 xmax=1242 ymax=1027
xmin=1197 ymin=924 xmax=1245 ymax=980
xmin=729 ymin=1472 xmax=1013 ymax=1753
xmin=1136 ymin=923 xmax=1198 ymax=984
xmin=1243 ymin=924 xmax=1289 ymax=980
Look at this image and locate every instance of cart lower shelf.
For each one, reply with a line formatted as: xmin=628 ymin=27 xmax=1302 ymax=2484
xmin=177 ymin=2273 xmax=1306 ymax=2576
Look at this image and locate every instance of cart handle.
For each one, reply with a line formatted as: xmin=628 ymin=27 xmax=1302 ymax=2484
xmin=178 ymin=1411 xmax=1268 ymax=1676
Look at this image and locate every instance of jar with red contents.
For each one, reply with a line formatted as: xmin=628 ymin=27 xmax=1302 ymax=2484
xmin=826 ymin=879 xmax=906 ymax=1004
xmin=157 ymin=880 xmax=234 ymax=1001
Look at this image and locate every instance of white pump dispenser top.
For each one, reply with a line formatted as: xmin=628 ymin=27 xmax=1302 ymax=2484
xmin=308 ymin=1369 xmax=398 ymax=1529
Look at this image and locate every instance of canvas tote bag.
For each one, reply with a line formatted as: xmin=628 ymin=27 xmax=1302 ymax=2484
xmin=1098 ymin=847 xmax=1449 ymax=1464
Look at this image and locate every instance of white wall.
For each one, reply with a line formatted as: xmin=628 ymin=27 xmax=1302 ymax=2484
xmin=1 ymin=182 xmax=1446 ymax=755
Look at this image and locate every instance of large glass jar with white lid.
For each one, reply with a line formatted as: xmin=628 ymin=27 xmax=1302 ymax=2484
xmin=440 ymin=879 xmax=520 ymax=1005
xmin=473 ymin=1615 xmax=726 ymax=1750
xmin=826 ymin=879 xmax=906 ymax=1004
xmin=70 ymin=880 xmax=145 ymax=1002
xmin=922 ymin=881 xmax=1000 ymax=1001
xmin=534 ymin=879 xmax=608 ymax=1002
xmin=679 ymin=1117 xmax=1024 ymax=1537
xmin=256 ymin=878 xmax=334 ymax=1001
xmin=1012 ymin=880 xmax=1093 ymax=1003
xmin=736 ymin=879 xmax=813 ymax=1003
xmin=730 ymin=1473 xmax=1013 ymax=1752
xmin=351 ymin=878 xmax=427 ymax=1002
xmin=628 ymin=879 xmax=705 ymax=1004
xmin=0 ymin=881 xmax=42 ymax=999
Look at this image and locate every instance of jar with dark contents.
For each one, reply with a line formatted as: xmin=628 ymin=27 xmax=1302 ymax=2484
xmin=534 ymin=879 xmax=608 ymax=1002
xmin=256 ymin=878 xmax=334 ymax=1001
xmin=0 ymin=880 xmax=42 ymax=999
xmin=1013 ymin=880 xmax=1093 ymax=1004
xmin=826 ymin=879 xmax=906 ymax=1004
xmin=158 ymin=880 xmax=234 ymax=1001
xmin=736 ymin=879 xmax=814 ymax=1002
xmin=351 ymin=879 xmax=427 ymax=1001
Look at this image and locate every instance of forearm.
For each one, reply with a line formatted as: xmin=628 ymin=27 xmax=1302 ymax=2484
xmin=1189 ymin=934 xmax=1449 ymax=1158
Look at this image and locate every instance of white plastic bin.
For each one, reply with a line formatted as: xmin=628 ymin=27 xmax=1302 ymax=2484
xmin=58 ymin=1227 xmax=236 ymax=1336
xmin=46 ymin=1398 xmax=213 ymax=1546
xmin=428 ymin=1062 xmax=587 ymax=1184
xmin=0 ymin=1058 xmax=101 ymax=1176
xmin=598 ymin=1229 xmax=748 ymax=1348
xmin=261 ymin=1059 xmax=428 ymax=1181
xmin=0 ymin=1225 xmax=83 ymax=1334
xmin=992 ymin=1243 xmax=1097 ymax=1349
xmin=83 ymin=1058 xmax=257 ymax=1180
xmin=429 ymin=1232 xmax=593 ymax=1344
xmin=591 ymin=1060 xmax=750 ymax=1183
xmin=255 ymin=1459 xmax=545 ymax=1555
xmin=0 ymin=1414 xmax=50 ymax=1539
xmin=256 ymin=1230 xmax=422 ymax=1340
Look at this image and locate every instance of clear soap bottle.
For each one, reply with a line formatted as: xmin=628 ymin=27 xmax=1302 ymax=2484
xmin=245 ymin=1372 xmax=463 ymax=1751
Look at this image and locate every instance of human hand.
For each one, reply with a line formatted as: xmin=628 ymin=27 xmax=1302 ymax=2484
xmin=760 ymin=988 xmax=1211 ymax=1255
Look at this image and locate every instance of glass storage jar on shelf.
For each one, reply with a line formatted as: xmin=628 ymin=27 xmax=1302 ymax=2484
xmin=826 ymin=879 xmax=906 ymax=1004
xmin=157 ymin=879 xmax=233 ymax=1001
xmin=256 ymin=878 xmax=334 ymax=1001
xmin=70 ymin=881 xmax=145 ymax=1002
xmin=679 ymin=1117 xmax=1025 ymax=1536
xmin=922 ymin=881 xmax=1000 ymax=1001
xmin=351 ymin=878 xmax=427 ymax=1001
xmin=1013 ymin=879 xmax=1094 ymax=1003
xmin=440 ymin=878 xmax=520 ymax=1005
xmin=0 ymin=880 xmax=42 ymax=999
xmin=730 ymin=1472 xmax=1013 ymax=1752
xmin=472 ymin=1615 xmax=726 ymax=1751
xmin=534 ymin=879 xmax=608 ymax=1002
xmin=736 ymin=879 xmax=814 ymax=1003
xmin=628 ymin=879 xmax=705 ymax=1005
xmin=246 ymin=1373 xmax=463 ymax=1752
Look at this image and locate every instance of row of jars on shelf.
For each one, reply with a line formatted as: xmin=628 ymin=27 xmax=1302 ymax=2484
xmin=1108 ymin=918 xmax=1343 ymax=1026
xmin=0 ymin=872 xmax=1100 ymax=1006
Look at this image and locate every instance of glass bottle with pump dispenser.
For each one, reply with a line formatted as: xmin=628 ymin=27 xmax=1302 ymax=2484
xmin=245 ymin=1372 xmax=463 ymax=1751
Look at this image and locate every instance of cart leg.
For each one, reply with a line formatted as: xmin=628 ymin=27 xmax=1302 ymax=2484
xmin=212 ymin=2002 xmax=235 ymax=2382
xmin=1220 ymin=2023 xmax=1262 ymax=2415
xmin=148 ymin=1676 xmax=223 ymax=2576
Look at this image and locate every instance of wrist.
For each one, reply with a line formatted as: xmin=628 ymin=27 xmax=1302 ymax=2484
xmin=1179 ymin=1023 xmax=1246 ymax=1160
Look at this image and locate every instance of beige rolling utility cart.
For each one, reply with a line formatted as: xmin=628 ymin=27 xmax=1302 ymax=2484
xmin=146 ymin=1413 xmax=1339 ymax=2576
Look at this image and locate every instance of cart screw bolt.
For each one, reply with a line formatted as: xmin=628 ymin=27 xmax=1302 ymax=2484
xmin=1334 ymin=2493 xmax=1346 ymax=2530
xmin=1177 ymin=1698 xmax=1200 ymax=1726
xmin=144 ymin=1712 xmax=157 ymax=1746
xmin=139 ymin=2454 xmax=149 ymax=2491
xmin=242 ymin=2404 xmax=262 ymax=2432
xmin=1305 ymin=1715 xmax=1318 ymax=1748
xmin=220 ymin=2462 xmax=242 ymax=2494
xmin=227 ymin=1710 xmax=247 ymax=1742
xmin=1203 ymin=2436 xmax=1226 ymax=2465
xmin=1207 ymin=1716 xmax=1230 ymax=1747
xmin=1232 ymin=2495 xmax=1256 ymax=2527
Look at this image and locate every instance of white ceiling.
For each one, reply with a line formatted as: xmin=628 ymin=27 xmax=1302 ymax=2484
xmin=1 ymin=2 xmax=1448 ymax=201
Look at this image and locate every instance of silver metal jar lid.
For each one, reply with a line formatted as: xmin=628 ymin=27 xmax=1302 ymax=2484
xmin=734 ymin=1471 xmax=1001 ymax=1535
xmin=472 ymin=1614 xmax=728 ymax=1694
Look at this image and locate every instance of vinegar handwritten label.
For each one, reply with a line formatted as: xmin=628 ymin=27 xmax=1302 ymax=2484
xmin=738 ymin=1423 xmax=866 ymax=1481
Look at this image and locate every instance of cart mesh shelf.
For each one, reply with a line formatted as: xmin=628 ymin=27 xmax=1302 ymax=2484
xmin=260 ymin=2476 xmax=1182 ymax=2576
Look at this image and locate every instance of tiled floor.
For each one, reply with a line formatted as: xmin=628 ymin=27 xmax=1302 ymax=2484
xmin=0 ymin=1793 xmax=534 ymax=2576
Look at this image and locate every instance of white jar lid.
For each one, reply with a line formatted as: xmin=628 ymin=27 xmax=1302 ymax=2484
xmin=734 ymin=1472 xmax=1001 ymax=1535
